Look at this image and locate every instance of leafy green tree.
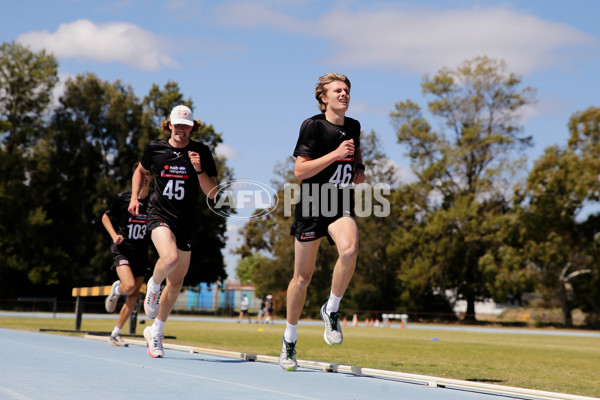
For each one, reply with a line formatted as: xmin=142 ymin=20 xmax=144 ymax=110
xmin=0 ymin=41 xmax=59 ymax=297
xmin=236 ymin=252 xmax=268 ymax=284
xmin=515 ymin=107 xmax=600 ymax=326
xmin=29 ymin=73 xmax=144 ymax=292
xmin=389 ymin=56 xmax=536 ymax=321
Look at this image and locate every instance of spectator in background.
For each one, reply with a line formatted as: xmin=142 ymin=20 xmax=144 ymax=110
xmin=265 ymin=294 xmax=273 ymax=324
xmin=238 ymin=293 xmax=251 ymax=323
xmin=257 ymin=295 xmax=266 ymax=324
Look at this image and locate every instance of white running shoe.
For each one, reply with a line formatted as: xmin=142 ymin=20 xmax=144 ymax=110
xmin=144 ymin=286 xmax=161 ymax=319
xmin=143 ymin=326 xmax=164 ymax=358
xmin=105 ymin=281 xmax=120 ymax=313
xmin=279 ymin=338 xmax=298 ymax=371
xmin=320 ymin=302 xmax=343 ymax=345
xmin=108 ymin=334 xmax=126 ymax=347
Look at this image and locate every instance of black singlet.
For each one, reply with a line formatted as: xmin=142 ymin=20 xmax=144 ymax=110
xmin=292 ymin=113 xmax=361 ymax=220
xmin=141 ymin=138 xmax=217 ymax=232
xmin=105 ymin=191 xmax=149 ymax=255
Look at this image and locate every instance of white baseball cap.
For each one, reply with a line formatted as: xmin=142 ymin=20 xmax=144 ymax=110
xmin=170 ymin=105 xmax=194 ymax=126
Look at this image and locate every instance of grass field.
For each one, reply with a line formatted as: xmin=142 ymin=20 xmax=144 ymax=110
xmin=1 ymin=315 xmax=599 ymax=398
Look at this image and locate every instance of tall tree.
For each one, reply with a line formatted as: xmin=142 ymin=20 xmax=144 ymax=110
xmin=29 ymin=73 xmax=144 ymax=292
xmin=390 ymin=56 xmax=536 ymax=321
xmin=0 ymin=42 xmax=59 ymax=297
xmin=515 ymin=107 xmax=600 ymax=326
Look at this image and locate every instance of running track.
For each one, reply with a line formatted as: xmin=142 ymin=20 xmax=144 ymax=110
xmin=0 ymin=327 xmax=597 ymax=400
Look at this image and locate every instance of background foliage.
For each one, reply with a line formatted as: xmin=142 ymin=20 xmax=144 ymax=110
xmin=0 ymin=42 xmax=229 ymax=299
xmin=2 ymin=42 xmax=599 ymax=326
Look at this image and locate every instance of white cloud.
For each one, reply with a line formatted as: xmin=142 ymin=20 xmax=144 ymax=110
xmin=216 ymin=3 xmax=596 ymax=76
xmin=314 ymin=6 xmax=596 ymax=75
xmin=17 ymin=19 xmax=178 ymax=71
xmin=349 ymin=101 xmax=391 ymax=117
xmin=216 ymin=144 xmax=241 ymax=160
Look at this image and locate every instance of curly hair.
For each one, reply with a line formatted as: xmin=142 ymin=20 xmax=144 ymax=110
xmin=314 ymin=72 xmax=351 ymax=113
xmin=160 ymin=119 xmax=203 ymax=133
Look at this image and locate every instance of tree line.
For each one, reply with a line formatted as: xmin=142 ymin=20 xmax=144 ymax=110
xmin=235 ymin=56 xmax=600 ymax=327
xmin=2 ymin=41 xmax=599 ymax=326
xmin=0 ymin=42 xmax=231 ymax=301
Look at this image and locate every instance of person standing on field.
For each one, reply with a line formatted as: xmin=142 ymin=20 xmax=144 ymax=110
xmin=128 ymin=105 xmax=218 ymax=358
xmin=279 ymin=73 xmax=365 ymax=371
xmin=102 ymin=162 xmax=153 ymax=346
xmin=238 ymin=293 xmax=251 ymax=323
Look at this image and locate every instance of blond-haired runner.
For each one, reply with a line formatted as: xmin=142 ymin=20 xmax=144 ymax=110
xmin=280 ymin=73 xmax=365 ymax=371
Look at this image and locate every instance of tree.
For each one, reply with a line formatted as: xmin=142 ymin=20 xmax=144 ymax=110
xmin=390 ymin=56 xmax=536 ymax=321
xmin=0 ymin=42 xmax=59 ymax=297
xmin=27 ymin=73 xmax=145 ymax=292
xmin=515 ymin=107 xmax=600 ymax=326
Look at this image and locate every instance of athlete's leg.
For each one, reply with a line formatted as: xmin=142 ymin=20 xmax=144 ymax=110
xmin=115 ymin=264 xmax=137 ymax=296
xmin=156 ymin=248 xmax=191 ymax=322
xmin=286 ymin=238 xmax=321 ymax=325
xmin=115 ymin=273 xmax=144 ymax=330
xmin=327 ymin=216 xmax=359 ymax=297
xmin=150 ymin=226 xmax=181 ymax=283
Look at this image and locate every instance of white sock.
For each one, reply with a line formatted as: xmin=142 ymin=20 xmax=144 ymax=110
xmin=148 ymin=277 xmax=161 ymax=293
xmin=283 ymin=322 xmax=297 ymax=343
xmin=152 ymin=318 xmax=165 ymax=336
xmin=326 ymin=292 xmax=342 ymax=314
xmin=114 ymin=285 xmax=121 ymax=296
xmin=111 ymin=326 xmax=121 ymax=336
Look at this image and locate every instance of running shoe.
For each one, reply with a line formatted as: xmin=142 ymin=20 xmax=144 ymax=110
xmin=105 ymin=281 xmax=121 ymax=313
xmin=143 ymin=326 xmax=164 ymax=358
xmin=279 ymin=338 xmax=298 ymax=371
xmin=108 ymin=333 xmax=126 ymax=347
xmin=144 ymin=285 xmax=161 ymax=319
xmin=320 ymin=302 xmax=343 ymax=345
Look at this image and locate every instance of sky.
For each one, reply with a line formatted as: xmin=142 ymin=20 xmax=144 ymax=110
xmin=2 ymin=0 xmax=599 ymax=281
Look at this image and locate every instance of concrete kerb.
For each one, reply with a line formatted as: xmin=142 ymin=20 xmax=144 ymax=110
xmin=84 ymin=334 xmax=598 ymax=400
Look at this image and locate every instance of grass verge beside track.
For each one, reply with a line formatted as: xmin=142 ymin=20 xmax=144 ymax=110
xmin=1 ymin=316 xmax=598 ymax=397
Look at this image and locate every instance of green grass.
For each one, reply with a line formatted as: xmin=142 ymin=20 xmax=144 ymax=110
xmin=1 ymin=315 xmax=599 ymax=397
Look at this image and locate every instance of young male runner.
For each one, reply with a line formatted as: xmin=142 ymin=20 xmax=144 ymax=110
xmin=280 ymin=73 xmax=365 ymax=371
xmin=129 ymin=105 xmax=218 ymax=358
xmin=102 ymin=162 xmax=152 ymax=346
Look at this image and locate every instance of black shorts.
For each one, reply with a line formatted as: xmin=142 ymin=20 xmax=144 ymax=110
xmin=147 ymin=218 xmax=192 ymax=252
xmin=290 ymin=215 xmax=355 ymax=245
xmin=110 ymin=246 xmax=150 ymax=278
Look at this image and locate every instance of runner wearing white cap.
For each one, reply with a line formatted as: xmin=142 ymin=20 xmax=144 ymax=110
xmin=129 ymin=105 xmax=218 ymax=358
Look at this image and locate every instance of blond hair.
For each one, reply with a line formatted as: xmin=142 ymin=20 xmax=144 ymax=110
xmin=314 ymin=73 xmax=351 ymax=113
xmin=160 ymin=119 xmax=203 ymax=133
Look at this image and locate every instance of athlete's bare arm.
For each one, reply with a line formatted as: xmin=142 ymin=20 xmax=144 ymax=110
xmin=188 ymin=151 xmax=218 ymax=199
xmin=128 ymin=164 xmax=147 ymax=215
xmin=294 ymin=139 xmax=355 ymax=181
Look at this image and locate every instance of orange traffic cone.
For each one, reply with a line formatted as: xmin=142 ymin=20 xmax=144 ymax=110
xmin=386 ymin=319 xmax=390 ymax=328
xmin=352 ymin=314 xmax=358 ymax=327
xmin=364 ymin=318 xmax=369 ymax=327
xmin=374 ymin=319 xmax=380 ymax=328
xmin=343 ymin=317 xmax=347 ymax=327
